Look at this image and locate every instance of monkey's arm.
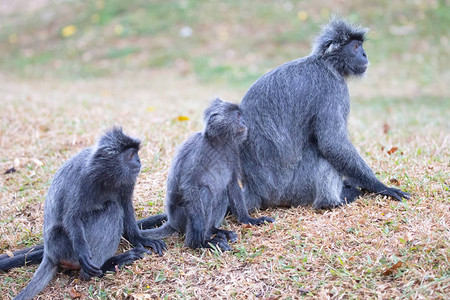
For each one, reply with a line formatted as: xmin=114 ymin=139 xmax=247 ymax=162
xmin=315 ymin=105 xmax=410 ymax=201
xmin=121 ymin=198 xmax=166 ymax=256
xmin=228 ymin=175 xmax=275 ymax=225
xmin=66 ymin=216 xmax=103 ymax=277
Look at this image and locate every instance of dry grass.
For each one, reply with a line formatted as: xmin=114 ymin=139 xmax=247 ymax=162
xmin=0 ymin=70 xmax=448 ymax=299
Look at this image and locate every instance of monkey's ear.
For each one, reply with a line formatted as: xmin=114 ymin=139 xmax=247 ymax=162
xmin=324 ymin=41 xmax=340 ymax=54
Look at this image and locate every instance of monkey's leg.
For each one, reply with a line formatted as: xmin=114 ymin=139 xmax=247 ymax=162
xmin=136 ymin=213 xmax=168 ymax=230
xmin=185 ymin=210 xmax=206 ymax=249
xmin=312 ymin=159 xmax=346 ymax=210
xmin=14 ymin=256 xmax=58 ymax=300
xmin=341 ymin=181 xmax=361 ymax=204
xmin=183 ymin=188 xmax=211 ymax=250
xmin=228 ymin=178 xmax=275 ymax=225
xmin=79 ymin=201 xmax=123 ymax=280
xmin=0 ymin=245 xmax=44 ymax=271
xmin=100 ymin=246 xmax=149 ymax=273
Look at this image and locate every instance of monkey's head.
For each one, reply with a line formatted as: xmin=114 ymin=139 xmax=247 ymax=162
xmin=90 ymin=127 xmax=142 ymax=187
xmin=312 ymin=17 xmax=369 ymax=77
xmin=203 ymin=98 xmax=247 ymax=144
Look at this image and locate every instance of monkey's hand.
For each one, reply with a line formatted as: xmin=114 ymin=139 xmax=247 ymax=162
xmin=139 ymin=238 xmax=167 ymax=256
xmin=240 ymin=216 xmax=275 ymax=226
xmin=79 ymin=253 xmax=102 ymax=278
xmin=376 ymin=186 xmax=410 ymax=201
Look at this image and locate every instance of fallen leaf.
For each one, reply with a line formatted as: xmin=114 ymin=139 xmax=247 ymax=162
xmin=177 ymin=116 xmax=189 ymax=121
xmin=69 ymin=288 xmax=82 ymax=299
xmin=130 ymin=294 xmax=152 ymax=300
xmin=389 ymin=178 xmax=400 ymax=186
xmin=61 ymin=25 xmax=77 ymax=37
xmin=383 ymin=123 xmax=390 ymax=134
xmin=298 ymin=288 xmax=310 ymax=294
xmin=32 ymin=158 xmax=44 ymax=166
xmin=387 ymin=147 xmax=398 ymax=155
xmin=5 ymin=250 xmax=14 ymax=258
xmin=382 ymin=261 xmax=403 ymax=276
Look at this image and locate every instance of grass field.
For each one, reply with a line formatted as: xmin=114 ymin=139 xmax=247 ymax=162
xmin=0 ymin=0 xmax=449 ymax=299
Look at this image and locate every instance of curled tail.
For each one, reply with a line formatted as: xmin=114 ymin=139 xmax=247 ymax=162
xmin=14 ymin=256 xmax=57 ymax=300
xmin=137 ymin=213 xmax=168 ymax=230
xmin=141 ymin=222 xmax=175 ymax=240
xmin=0 ymin=245 xmax=44 ymax=271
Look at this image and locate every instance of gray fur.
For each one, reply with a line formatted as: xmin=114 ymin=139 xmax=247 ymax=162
xmin=237 ymin=17 xmax=410 ymax=214
xmin=142 ymin=98 xmax=273 ymax=251
xmin=0 ymin=215 xmax=167 ymax=270
xmin=13 ymin=127 xmax=166 ymax=300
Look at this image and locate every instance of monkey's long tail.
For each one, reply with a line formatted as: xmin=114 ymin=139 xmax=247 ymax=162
xmin=14 ymin=256 xmax=57 ymax=300
xmin=141 ymin=222 xmax=175 ymax=239
xmin=137 ymin=213 xmax=168 ymax=230
xmin=0 ymin=245 xmax=44 ymax=271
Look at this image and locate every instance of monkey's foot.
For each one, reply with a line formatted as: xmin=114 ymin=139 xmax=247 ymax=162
xmin=376 ymin=187 xmax=410 ymax=201
xmin=101 ymin=246 xmax=148 ymax=273
xmin=140 ymin=239 xmax=167 ymax=256
xmin=205 ymin=238 xmax=232 ymax=252
xmin=214 ymin=229 xmax=238 ymax=243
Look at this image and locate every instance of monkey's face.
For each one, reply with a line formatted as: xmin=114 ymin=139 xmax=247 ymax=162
xmin=342 ymin=39 xmax=369 ymax=76
xmin=120 ymin=147 xmax=141 ymax=180
xmin=235 ymin=110 xmax=248 ymax=141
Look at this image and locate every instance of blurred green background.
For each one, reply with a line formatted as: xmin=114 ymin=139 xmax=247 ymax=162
xmin=0 ymin=0 xmax=448 ymax=90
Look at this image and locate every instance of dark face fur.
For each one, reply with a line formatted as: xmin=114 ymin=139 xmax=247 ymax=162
xmin=341 ymin=39 xmax=368 ymax=75
xmin=91 ymin=127 xmax=142 ymax=186
xmin=204 ymin=99 xmax=248 ymax=143
xmin=119 ymin=147 xmax=141 ymax=178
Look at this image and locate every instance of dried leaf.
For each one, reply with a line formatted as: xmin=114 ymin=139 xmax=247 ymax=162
xmin=298 ymin=288 xmax=310 ymax=294
xmin=389 ymin=178 xmax=400 ymax=186
xmin=5 ymin=250 xmax=14 ymax=258
xmin=61 ymin=25 xmax=77 ymax=37
xmin=32 ymin=158 xmax=44 ymax=166
xmin=383 ymin=123 xmax=390 ymax=134
xmin=130 ymin=294 xmax=152 ymax=300
xmin=69 ymin=288 xmax=82 ymax=299
xmin=382 ymin=261 xmax=403 ymax=276
xmin=177 ymin=116 xmax=190 ymax=121
xmin=4 ymin=167 xmax=16 ymax=174
xmin=387 ymin=147 xmax=398 ymax=155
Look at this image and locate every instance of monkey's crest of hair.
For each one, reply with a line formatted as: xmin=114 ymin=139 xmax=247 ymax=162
xmin=202 ymin=98 xmax=243 ymax=142
xmin=312 ymin=17 xmax=368 ymax=57
xmin=96 ymin=126 xmax=141 ymax=155
xmin=203 ymin=98 xmax=239 ymax=121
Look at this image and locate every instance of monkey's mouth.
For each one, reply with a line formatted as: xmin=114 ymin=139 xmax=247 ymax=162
xmin=354 ymin=64 xmax=368 ymax=74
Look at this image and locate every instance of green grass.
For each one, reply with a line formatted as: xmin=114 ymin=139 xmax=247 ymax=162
xmin=1 ymin=0 xmax=448 ymax=89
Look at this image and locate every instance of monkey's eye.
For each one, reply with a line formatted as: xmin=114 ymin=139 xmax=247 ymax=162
xmin=353 ymin=43 xmax=359 ymax=50
xmin=129 ymin=152 xmax=134 ymax=160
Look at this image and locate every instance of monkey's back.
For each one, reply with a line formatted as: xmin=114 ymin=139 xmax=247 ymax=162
xmin=240 ymin=55 xmax=349 ymax=203
xmin=43 ymin=148 xmax=93 ymax=235
xmin=166 ymin=132 xmax=234 ymax=208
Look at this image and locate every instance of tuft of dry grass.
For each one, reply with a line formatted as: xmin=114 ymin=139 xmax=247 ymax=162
xmin=0 ymin=70 xmax=448 ymax=299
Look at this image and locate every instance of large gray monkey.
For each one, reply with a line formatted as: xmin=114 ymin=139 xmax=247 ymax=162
xmin=10 ymin=127 xmax=165 ymax=300
xmin=237 ymin=18 xmax=410 ymax=213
